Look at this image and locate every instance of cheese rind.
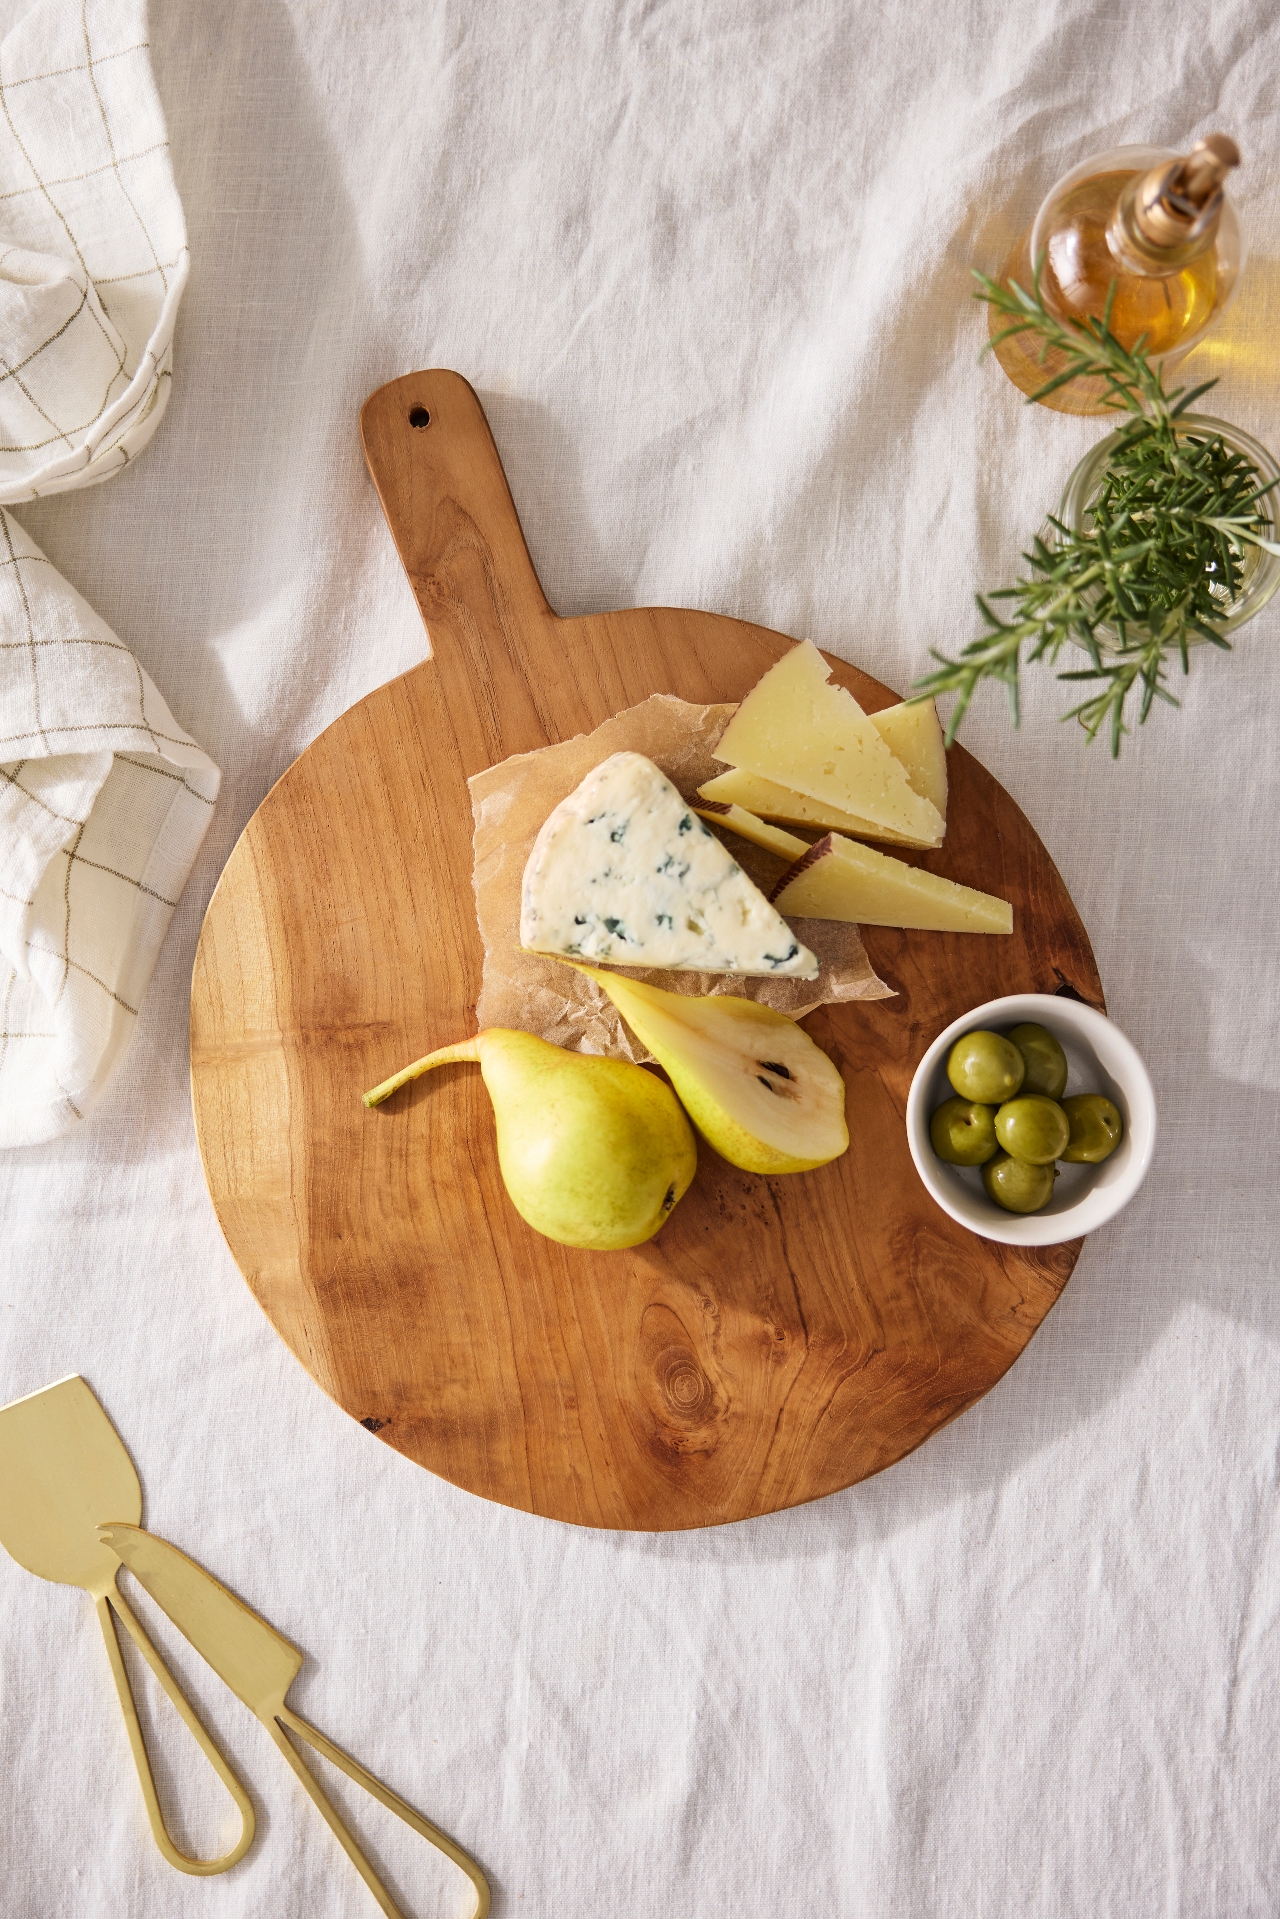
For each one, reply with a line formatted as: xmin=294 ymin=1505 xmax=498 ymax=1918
xmin=713 ymin=641 xmax=945 ymax=843
xmin=696 ymin=765 xmax=939 ymax=848
xmin=521 ymin=752 xmax=819 ymax=977
xmin=691 ymin=800 xmax=809 ymax=863
xmin=771 ymin=834 xmax=1013 ymax=934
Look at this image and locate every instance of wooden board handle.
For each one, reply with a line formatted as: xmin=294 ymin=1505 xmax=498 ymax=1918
xmin=360 ymin=371 xmax=553 ymax=633
xmin=359 ymin=370 xmax=562 ymax=767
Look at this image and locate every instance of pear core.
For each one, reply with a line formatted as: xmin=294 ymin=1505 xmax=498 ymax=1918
xmin=364 ymin=1029 xmax=697 ymax=1251
xmin=571 ymin=966 xmax=849 ymax=1175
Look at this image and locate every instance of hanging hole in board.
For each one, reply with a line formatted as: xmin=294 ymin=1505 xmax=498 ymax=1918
xmin=408 ymin=406 xmax=430 ymax=429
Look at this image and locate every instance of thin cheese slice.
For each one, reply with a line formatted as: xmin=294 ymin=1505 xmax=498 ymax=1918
xmin=691 ymin=799 xmax=809 ymax=862
xmin=771 ymin=835 xmax=1012 ymax=934
xmin=868 ymin=699 xmax=948 ymax=824
xmin=696 ymin=765 xmax=938 ymax=849
xmin=713 ymin=641 xmax=945 ymax=843
xmin=521 ymin=751 xmax=818 ymax=977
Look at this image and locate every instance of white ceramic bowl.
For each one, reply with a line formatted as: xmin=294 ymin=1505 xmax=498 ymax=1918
xmin=905 ymin=994 xmax=1156 ymax=1247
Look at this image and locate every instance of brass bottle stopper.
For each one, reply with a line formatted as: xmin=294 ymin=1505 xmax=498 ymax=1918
xmin=1108 ymin=133 xmax=1240 ymax=273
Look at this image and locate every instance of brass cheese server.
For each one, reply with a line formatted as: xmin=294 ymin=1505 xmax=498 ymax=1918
xmin=99 ymin=1521 xmax=489 ymax=1919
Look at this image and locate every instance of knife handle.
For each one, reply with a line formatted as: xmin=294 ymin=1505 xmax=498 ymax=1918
xmin=266 ymin=1704 xmax=489 ymax=1919
xmin=95 ymin=1586 xmax=256 ymax=1875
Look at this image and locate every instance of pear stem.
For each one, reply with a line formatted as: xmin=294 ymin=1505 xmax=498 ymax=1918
xmin=362 ymin=1037 xmax=481 ymax=1108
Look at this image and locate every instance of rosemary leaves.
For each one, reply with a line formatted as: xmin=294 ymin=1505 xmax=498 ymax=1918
xmin=915 ymin=273 xmax=1280 ymax=756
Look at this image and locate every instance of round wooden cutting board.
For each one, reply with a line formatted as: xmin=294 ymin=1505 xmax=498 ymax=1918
xmin=190 ymin=372 xmax=1103 ymax=1532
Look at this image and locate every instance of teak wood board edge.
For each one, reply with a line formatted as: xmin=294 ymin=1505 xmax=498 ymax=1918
xmin=189 ymin=370 xmax=1103 ymax=1532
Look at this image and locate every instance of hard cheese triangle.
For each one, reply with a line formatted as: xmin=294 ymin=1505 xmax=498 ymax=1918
xmin=771 ymin=834 xmax=1012 ymax=934
xmin=697 ymin=763 xmax=937 ymax=848
xmin=521 ymin=752 xmax=818 ymax=977
xmin=713 ymin=642 xmax=945 ymax=843
xmin=868 ymin=699 xmax=948 ymax=823
xmin=691 ymin=799 xmax=809 ymax=863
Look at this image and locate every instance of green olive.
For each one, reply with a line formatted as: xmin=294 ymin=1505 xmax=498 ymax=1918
xmin=982 ymin=1152 xmax=1058 ymax=1214
xmin=946 ymin=1030 xmax=1025 ymax=1104
xmin=1060 ymin=1093 xmax=1123 ymax=1163
xmin=1007 ymin=1022 xmax=1068 ymax=1099
xmin=994 ymin=1094 xmax=1070 ymax=1165
xmin=930 ymin=1097 xmax=999 ymax=1166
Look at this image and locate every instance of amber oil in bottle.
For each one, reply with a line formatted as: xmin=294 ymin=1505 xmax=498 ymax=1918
xmin=989 ymin=136 xmax=1243 ymax=415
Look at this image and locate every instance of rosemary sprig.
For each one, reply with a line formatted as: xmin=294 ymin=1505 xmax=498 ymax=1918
xmin=914 ymin=269 xmax=1280 ymax=755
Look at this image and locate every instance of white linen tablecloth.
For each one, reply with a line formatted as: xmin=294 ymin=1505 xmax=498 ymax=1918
xmin=2 ymin=1 xmax=1279 ymax=1913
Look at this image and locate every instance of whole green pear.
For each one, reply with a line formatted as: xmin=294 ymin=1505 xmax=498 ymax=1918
xmin=364 ymin=1029 xmax=697 ymax=1251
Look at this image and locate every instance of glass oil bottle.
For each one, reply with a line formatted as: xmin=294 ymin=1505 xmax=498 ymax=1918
xmin=989 ymin=134 xmax=1243 ymax=415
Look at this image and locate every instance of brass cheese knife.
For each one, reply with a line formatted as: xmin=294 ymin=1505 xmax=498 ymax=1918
xmin=98 ymin=1522 xmax=490 ymax=1919
xmin=0 ymin=1376 xmax=254 ymax=1873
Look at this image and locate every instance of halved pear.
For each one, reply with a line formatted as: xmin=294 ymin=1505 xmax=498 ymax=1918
xmin=573 ymin=966 xmax=848 ymax=1175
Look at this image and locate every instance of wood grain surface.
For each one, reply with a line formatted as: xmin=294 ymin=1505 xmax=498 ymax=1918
xmin=190 ymin=371 xmax=1104 ymax=1532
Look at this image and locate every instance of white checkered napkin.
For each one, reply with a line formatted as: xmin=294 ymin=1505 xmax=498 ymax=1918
xmin=0 ymin=0 xmax=216 ymax=1144
xmin=0 ymin=513 xmax=218 ymax=1145
xmin=0 ymin=0 xmax=188 ymax=497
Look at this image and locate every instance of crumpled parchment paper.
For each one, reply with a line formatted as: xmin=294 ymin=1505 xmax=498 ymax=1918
xmin=469 ymin=695 xmax=893 ymax=1061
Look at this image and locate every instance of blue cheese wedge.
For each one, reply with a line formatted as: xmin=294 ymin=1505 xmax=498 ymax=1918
xmin=521 ymin=751 xmax=818 ymax=977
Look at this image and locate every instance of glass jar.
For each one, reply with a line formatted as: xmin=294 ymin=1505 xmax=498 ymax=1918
xmin=1054 ymin=414 xmax=1280 ymax=647
xmin=991 ymin=144 xmax=1245 ymax=415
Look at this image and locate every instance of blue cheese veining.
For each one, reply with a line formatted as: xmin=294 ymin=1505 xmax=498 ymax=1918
xmin=520 ymin=752 xmax=818 ymax=978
